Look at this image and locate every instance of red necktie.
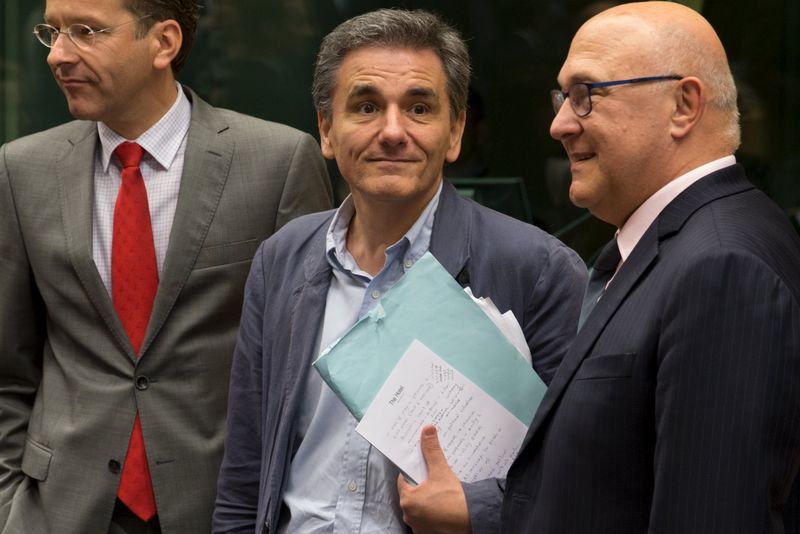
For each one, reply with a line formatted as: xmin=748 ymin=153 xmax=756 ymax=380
xmin=112 ymin=141 xmax=158 ymax=521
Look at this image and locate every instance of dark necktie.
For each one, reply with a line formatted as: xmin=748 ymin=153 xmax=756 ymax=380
xmin=112 ymin=141 xmax=158 ymax=521
xmin=578 ymin=238 xmax=621 ymax=329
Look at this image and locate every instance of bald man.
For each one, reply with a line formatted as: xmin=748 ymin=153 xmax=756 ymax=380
xmin=500 ymin=2 xmax=800 ymax=533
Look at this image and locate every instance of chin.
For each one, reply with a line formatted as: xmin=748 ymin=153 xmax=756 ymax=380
xmin=65 ymin=101 xmax=98 ymax=121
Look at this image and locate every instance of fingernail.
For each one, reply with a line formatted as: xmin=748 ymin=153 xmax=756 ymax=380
xmin=423 ymin=426 xmax=436 ymax=437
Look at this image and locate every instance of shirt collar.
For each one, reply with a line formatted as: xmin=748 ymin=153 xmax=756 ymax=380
xmin=617 ymin=155 xmax=736 ymax=261
xmin=326 ymin=181 xmax=443 ymax=277
xmin=97 ymin=82 xmax=192 ymax=172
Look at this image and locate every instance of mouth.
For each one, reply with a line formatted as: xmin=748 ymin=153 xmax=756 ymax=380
xmin=570 ymin=152 xmax=595 ymax=163
xmin=367 ymin=157 xmax=418 ymax=163
xmin=57 ymin=78 xmax=90 ymax=89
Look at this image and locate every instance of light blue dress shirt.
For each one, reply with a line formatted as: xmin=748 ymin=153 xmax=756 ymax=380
xmin=278 ymin=184 xmax=442 ymax=533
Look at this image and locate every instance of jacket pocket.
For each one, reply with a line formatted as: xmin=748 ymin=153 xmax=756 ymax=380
xmin=20 ymin=437 xmax=52 ymax=481
xmin=194 ymin=238 xmax=260 ymax=270
xmin=574 ymin=353 xmax=635 ymax=380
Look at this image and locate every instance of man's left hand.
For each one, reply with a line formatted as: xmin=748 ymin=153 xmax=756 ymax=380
xmin=397 ymin=425 xmax=472 ymax=534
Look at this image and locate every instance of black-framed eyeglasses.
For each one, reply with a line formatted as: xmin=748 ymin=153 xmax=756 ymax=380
xmin=551 ymin=75 xmax=683 ymax=117
xmin=33 ymin=14 xmax=153 ymax=50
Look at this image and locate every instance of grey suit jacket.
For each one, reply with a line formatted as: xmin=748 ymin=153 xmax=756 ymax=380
xmin=501 ymin=164 xmax=800 ymax=534
xmin=0 ymin=86 xmax=333 ymax=534
xmin=213 ymin=181 xmax=588 ymax=534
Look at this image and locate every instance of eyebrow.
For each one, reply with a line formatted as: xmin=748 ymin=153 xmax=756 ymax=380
xmin=348 ymin=84 xmax=379 ymax=99
xmin=43 ymin=13 xmax=105 ymax=27
xmin=407 ymin=87 xmax=437 ymax=99
xmin=347 ymin=84 xmax=438 ymax=100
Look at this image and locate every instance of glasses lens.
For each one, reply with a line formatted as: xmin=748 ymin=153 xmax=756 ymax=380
xmin=550 ymin=90 xmax=565 ymax=115
xmin=68 ymin=24 xmax=95 ymax=48
xmin=569 ymin=84 xmax=590 ymax=117
xmin=33 ymin=24 xmax=57 ymax=47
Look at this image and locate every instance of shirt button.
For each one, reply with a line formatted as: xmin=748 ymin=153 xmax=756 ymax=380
xmin=370 ymin=290 xmax=380 ymax=300
xmin=404 ymin=259 xmax=413 ymax=269
xmin=348 ymin=480 xmax=358 ymax=492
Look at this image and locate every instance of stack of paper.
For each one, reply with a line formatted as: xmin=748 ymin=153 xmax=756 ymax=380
xmin=313 ymin=252 xmax=545 ymax=483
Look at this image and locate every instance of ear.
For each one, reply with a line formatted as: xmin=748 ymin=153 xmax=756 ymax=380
xmin=445 ymin=109 xmax=467 ymax=163
xmin=670 ymin=77 xmax=704 ymax=140
xmin=151 ymin=20 xmax=182 ymax=71
xmin=317 ymin=111 xmax=336 ymax=160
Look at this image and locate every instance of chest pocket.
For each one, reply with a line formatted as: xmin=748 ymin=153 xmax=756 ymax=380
xmin=574 ymin=353 xmax=635 ymax=380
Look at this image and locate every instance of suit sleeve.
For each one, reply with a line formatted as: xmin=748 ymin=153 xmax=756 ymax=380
xmin=213 ymin=244 xmax=268 ymax=533
xmin=462 ymin=241 xmax=587 ymax=534
xmin=524 ymin=242 xmax=587 ymax=384
xmin=0 ymin=144 xmax=46 ymax=527
xmin=649 ymin=251 xmax=800 ymax=533
xmin=274 ymin=133 xmax=333 ymax=230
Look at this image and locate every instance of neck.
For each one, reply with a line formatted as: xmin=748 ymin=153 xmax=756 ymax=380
xmin=346 ymin=190 xmax=435 ymax=276
xmin=107 ymin=76 xmax=178 ymax=139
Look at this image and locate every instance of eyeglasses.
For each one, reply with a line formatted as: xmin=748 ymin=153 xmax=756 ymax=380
xmin=551 ymin=75 xmax=683 ymax=117
xmin=33 ymin=14 xmax=153 ymax=50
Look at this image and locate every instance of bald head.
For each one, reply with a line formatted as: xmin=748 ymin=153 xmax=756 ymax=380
xmin=551 ymin=1 xmax=741 ymax=226
xmin=580 ymin=1 xmax=740 ymax=151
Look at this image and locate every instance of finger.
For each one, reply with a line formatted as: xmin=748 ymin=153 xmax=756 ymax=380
xmin=419 ymin=425 xmax=448 ymax=473
xmin=397 ymin=472 xmax=413 ymax=495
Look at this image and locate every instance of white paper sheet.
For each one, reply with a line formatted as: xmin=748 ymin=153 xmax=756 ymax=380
xmin=464 ymin=287 xmax=532 ymax=365
xmin=355 ymin=339 xmax=529 ymax=484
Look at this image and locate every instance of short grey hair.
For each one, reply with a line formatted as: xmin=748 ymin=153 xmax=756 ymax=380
xmin=312 ymin=8 xmax=471 ymax=120
xmin=648 ymin=18 xmax=741 ymax=151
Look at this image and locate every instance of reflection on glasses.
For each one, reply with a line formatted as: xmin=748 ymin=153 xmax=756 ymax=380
xmin=551 ymin=75 xmax=683 ymax=117
xmin=33 ymin=14 xmax=153 ymax=50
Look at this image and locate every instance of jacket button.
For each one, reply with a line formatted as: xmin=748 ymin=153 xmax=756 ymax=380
xmin=135 ymin=375 xmax=149 ymax=390
xmin=108 ymin=459 xmax=121 ymax=474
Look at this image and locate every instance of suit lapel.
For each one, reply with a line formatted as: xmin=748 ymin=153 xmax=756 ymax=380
xmin=520 ymin=163 xmax=756 ymax=451
xmin=430 ymin=181 xmax=471 ymax=280
xmin=520 ymin=226 xmax=660 ymax=450
xmin=140 ymin=89 xmax=234 ymax=356
xmin=59 ymin=123 xmax=135 ymax=358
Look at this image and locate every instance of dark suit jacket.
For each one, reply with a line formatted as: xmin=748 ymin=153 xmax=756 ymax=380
xmin=0 ymin=86 xmax=332 ymax=534
xmin=501 ymin=164 xmax=800 ymax=534
xmin=213 ymin=181 xmax=588 ymax=534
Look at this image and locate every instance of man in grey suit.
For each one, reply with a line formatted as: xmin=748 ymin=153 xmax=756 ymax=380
xmin=501 ymin=2 xmax=800 ymax=533
xmin=213 ymin=9 xmax=586 ymax=534
xmin=0 ymin=0 xmax=332 ymax=532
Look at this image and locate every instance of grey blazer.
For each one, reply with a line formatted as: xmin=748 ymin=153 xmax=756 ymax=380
xmin=213 ymin=181 xmax=588 ymax=534
xmin=0 ymin=86 xmax=333 ymax=534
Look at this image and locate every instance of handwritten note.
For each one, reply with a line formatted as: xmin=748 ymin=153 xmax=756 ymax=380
xmin=356 ymin=339 xmax=528 ymax=484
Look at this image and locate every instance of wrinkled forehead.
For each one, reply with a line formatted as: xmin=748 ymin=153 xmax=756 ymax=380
xmin=45 ymin=0 xmax=130 ymax=24
xmin=558 ymin=14 xmax=659 ymax=86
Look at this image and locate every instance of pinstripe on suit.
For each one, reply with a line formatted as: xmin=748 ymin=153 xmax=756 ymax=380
xmin=501 ymin=164 xmax=800 ymax=534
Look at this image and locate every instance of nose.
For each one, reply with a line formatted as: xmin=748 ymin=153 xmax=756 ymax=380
xmin=46 ymin=33 xmax=79 ymax=69
xmin=550 ymin=100 xmax=582 ymax=141
xmin=377 ymin=105 xmax=408 ymax=146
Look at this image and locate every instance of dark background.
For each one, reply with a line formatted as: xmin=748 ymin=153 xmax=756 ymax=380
xmin=3 ymin=0 xmax=798 ymax=259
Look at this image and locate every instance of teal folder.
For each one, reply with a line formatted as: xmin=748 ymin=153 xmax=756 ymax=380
xmin=313 ymin=252 xmax=545 ymax=425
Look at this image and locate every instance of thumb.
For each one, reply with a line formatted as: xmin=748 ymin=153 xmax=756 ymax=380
xmin=420 ymin=425 xmax=448 ymax=475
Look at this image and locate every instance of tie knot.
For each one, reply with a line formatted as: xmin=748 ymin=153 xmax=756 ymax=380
xmin=593 ymin=238 xmax=621 ymax=274
xmin=115 ymin=142 xmax=144 ymax=169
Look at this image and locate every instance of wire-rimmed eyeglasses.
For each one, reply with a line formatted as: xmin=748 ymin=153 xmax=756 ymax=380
xmin=551 ymin=75 xmax=683 ymax=117
xmin=33 ymin=14 xmax=153 ymax=50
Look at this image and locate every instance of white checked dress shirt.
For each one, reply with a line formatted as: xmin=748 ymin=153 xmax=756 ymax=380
xmin=93 ymin=84 xmax=191 ymax=294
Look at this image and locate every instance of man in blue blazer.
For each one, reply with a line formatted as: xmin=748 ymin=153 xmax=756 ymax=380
xmin=214 ymin=9 xmax=586 ymax=534
xmin=501 ymin=2 xmax=800 ymax=533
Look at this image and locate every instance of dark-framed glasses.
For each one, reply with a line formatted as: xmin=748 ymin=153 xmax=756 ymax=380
xmin=551 ymin=75 xmax=683 ymax=117
xmin=33 ymin=14 xmax=152 ymax=50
